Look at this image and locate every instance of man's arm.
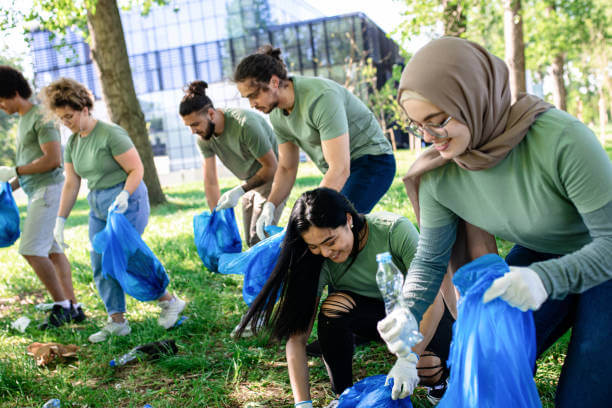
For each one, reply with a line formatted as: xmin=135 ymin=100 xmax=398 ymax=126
xmin=203 ymin=156 xmax=221 ymax=210
xmin=241 ymin=149 xmax=277 ymax=192
xmin=266 ymin=142 xmax=300 ymax=207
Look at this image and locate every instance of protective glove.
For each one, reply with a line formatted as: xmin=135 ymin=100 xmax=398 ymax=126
xmin=53 ymin=216 xmax=68 ymax=249
xmin=0 ymin=166 xmax=17 ymax=182
xmin=377 ymin=308 xmax=414 ymax=357
xmin=483 ymin=266 xmax=548 ymax=311
xmin=255 ymin=201 xmax=276 ymax=240
xmin=386 ymin=353 xmax=419 ymax=400
xmin=111 ymin=190 xmax=130 ymax=214
xmin=216 ymin=185 xmax=245 ymax=210
xmin=294 ymin=401 xmax=313 ymax=408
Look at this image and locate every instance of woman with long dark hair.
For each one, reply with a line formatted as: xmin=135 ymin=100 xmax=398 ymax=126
xmin=237 ymin=188 xmax=454 ymax=407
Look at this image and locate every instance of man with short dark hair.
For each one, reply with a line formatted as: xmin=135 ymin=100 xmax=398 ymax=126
xmin=0 ymin=65 xmax=84 ymax=328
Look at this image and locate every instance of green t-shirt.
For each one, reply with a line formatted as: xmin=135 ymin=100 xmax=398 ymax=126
xmin=16 ymin=105 xmax=64 ymax=195
xmin=317 ymin=212 xmax=419 ymax=299
xmin=418 ymin=108 xmax=612 ymax=255
xmin=270 ymin=76 xmax=393 ymax=174
xmin=64 ymin=120 xmax=134 ymax=190
xmin=197 ymin=108 xmax=278 ymax=180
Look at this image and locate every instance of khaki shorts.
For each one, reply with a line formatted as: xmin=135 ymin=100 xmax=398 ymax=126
xmin=19 ymin=182 xmax=63 ymax=257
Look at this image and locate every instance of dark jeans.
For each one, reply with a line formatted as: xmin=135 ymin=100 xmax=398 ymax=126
xmin=341 ymin=153 xmax=396 ymax=214
xmin=317 ymin=290 xmax=454 ymax=395
xmin=505 ymin=244 xmax=612 ymax=407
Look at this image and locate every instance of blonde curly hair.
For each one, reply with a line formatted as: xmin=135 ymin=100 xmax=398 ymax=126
xmin=40 ymin=77 xmax=94 ymax=118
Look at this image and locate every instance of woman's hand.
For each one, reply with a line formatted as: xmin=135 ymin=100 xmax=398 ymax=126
xmin=483 ymin=266 xmax=548 ymax=311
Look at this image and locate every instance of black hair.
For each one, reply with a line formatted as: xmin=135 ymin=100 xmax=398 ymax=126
xmin=233 ymin=45 xmax=288 ymax=86
xmin=237 ymin=188 xmax=367 ymax=341
xmin=0 ymin=66 xmax=32 ymax=99
xmin=179 ymin=80 xmax=214 ymax=116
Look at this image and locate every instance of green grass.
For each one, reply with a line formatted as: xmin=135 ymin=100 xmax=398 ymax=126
xmin=0 ymin=149 xmax=568 ymax=407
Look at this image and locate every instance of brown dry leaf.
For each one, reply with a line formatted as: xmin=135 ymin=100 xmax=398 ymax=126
xmin=26 ymin=342 xmax=80 ymax=366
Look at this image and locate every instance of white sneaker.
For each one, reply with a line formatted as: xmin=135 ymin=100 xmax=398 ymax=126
xmin=88 ymin=319 xmax=131 ymax=343
xmin=158 ymin=297 xmax=186 ymax=329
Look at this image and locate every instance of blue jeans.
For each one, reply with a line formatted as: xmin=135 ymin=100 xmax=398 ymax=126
xmin=340 ymin=153 xmax=396 ymax=214
xmin=505 ymin=244 xmax=612 ymax=407
xmin=88 ymin=181 xmax=150 ymax=315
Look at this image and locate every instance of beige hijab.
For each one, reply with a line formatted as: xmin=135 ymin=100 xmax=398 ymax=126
xmin=400 ymin=37 xmax=553 ymax=279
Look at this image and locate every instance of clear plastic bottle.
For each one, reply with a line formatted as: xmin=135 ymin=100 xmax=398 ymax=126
xmin=109 ymin=339 xmax=178 ymax=367
xmin=376 ymin=252 xmax=423 ymax=357
xmin=109 ymin=347 xmax=144 ymax=367
xmin=42 ymin=399 xmax=60 ymax=408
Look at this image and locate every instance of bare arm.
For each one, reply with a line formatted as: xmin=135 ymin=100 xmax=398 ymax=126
xmin=319 ymin=133 xmax=350 ymax=191
xmin=266 ymin=142 xmax=300 ymax=207
xmin=286 ymin=301 xmax=319 ymax=404
xmin=204 ymin=156 xmax=220 ymax=210
xmin=57 ymin=163 xmax=81 ymax=218
xmin=16 ymin=140 xmax=62 ymax=176
xmin=241 ymin=149 xmax=277 ymax=192
xmin=113 ymin=147 xmax=144 ymax=194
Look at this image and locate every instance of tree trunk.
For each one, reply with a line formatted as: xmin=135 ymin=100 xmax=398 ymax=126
xmin=86 ymin=0 xmax=166 ymax=205
xmin=441 ymin=0 xmax=467 ymax=37
xmin=503 ymin=0 xmax=526 ymax=102
xmin=550 ymin=53 xmax=567 ymax=111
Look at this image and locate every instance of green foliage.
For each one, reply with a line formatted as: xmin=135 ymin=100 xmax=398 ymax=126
xmin=0 ymin=152 xmax=571 ymax=407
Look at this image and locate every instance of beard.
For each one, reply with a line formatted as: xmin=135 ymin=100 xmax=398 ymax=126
xmin=200 ymin=120 xmax=216 ymax=140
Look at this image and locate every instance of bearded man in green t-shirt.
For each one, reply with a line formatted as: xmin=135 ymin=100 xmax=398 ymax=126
xmin=179 ymin=80 xmax=285 ymax=247
xmin=234 ymin=46 xmax=396 ymax=242
xmin=0 ymin=66 xmax=84 ymax=328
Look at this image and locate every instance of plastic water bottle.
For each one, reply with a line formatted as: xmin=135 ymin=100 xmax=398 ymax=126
xmin=376 ymin=252 xmax=423 ymax=357
xmin=110 ymin=347 xmax=144 ymax=367
xmin=42 ymin=399 xmax=60 ymax=408
xmin=110 ymin=339 xmax=178 ymax=367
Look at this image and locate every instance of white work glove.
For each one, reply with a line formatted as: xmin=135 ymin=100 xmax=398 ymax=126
xmin=386 ymin=353 xmax=419 ymax=400
xmin=0 ymin=166 xmax=17 ymax=182
xmin=483 ymin=266 xmax=548 ymax=311
xmin=294 ymin=401 xmax=313 ymax=408
xmin=53 ymin=216 xmax=68 ymax=249
xmin=111 ymin=190 xmax=130 ymax=214
xmin=216 ymin=185 xmax=245 ymax=210
xmin=256 ymin=201 xmax=276 ymax=240
xmin=377 ymin=308 xmax=415 ymax=357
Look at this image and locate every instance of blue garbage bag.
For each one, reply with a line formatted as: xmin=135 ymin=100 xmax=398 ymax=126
xmin=337 ymin=374 xmax=413 ymax=408
xmin=193 ymin=208 xmax=242 ymax=272
xmin=0 ymin=182 xmax=20 ymax=247
xmin=438 ymin=253 xmax=541 ymax=408
xmin=218 ymin=227 xmax=285 ymax=306
xmin=92 ymin=209 xmax=169 ymax=302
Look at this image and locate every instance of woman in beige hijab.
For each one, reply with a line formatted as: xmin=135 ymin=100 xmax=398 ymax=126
xmin=378 ymin=37 xmax=612 ymax=406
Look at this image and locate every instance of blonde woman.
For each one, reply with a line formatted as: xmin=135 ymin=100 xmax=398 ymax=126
xmin=42 ymin=77 xmax=185 ymax=343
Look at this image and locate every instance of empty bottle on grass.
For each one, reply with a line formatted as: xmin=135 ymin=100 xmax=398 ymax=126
xmin=376 ymin=252 xmax=423 ymax=357
xmin=42 ymin=399 xmax=60 ymax=408
xmin=110 ymin=339 xmax=178 ymax=367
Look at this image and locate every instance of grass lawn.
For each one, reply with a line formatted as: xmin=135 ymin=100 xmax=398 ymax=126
xmin=0 ymin=148 xmax=579 ymax=407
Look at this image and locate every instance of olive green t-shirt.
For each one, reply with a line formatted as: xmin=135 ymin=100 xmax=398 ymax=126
xmin=16 ymin=105 xmax=64 ymax=195
xmin=317 ymin=212 xmax=419 ymax=299
xmin=419 ymin=108 xmax=612 ymax=255
xmin=197 ymin=108 xmax=278 ymax=180
xmin=64 ymin=120 xmax=134 ymax=190
xmin=270 ymin=76 xmax=393 ymax=174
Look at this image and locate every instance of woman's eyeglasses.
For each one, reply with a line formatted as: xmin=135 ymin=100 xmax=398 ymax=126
xmin=406 ymin=115 xmax=453 ymax=139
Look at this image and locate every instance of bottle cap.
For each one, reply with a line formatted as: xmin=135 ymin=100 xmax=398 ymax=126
xmin=109 ymin=359 xmax=117 ymax=367
xmin=376 ymin=252 xmax=392 ymax=263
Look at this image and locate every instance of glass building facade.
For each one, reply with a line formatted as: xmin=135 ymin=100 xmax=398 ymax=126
xmin=31 ymin=0 xmax=402 ymax=171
